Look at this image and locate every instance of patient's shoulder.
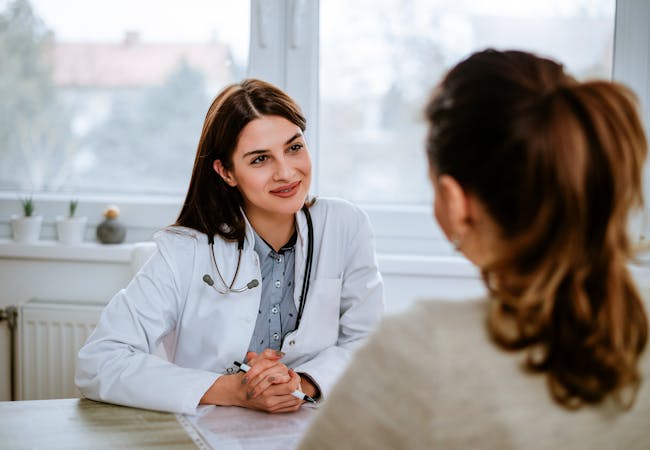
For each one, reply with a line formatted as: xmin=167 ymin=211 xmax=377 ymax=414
xmin=363 ymin=297 xmax=488 ymax=361
xmin=387 ymin=297 xmax=487 ymax=332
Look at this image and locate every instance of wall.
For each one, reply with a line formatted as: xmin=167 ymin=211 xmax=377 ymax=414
xmin=0 ymin=241 xmax=133 ymax=401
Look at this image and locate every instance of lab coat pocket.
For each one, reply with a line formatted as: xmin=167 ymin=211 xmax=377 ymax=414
xmin=299 ymin=277 xmax=342 ymax=352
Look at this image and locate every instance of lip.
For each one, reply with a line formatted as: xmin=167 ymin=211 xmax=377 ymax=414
xmin=270 ymin=181 xmax=301 ymax=197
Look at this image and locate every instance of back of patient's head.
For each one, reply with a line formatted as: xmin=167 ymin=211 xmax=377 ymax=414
xmin=426 ymin=49 xmax=648 ymax=409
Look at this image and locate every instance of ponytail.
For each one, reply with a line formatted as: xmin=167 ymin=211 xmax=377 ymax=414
xmin=426 ymin=50 xmax=648 ymax=409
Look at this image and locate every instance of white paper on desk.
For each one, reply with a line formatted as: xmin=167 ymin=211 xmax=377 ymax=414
xmin=178 ymin=405 xmax=317 ymax=450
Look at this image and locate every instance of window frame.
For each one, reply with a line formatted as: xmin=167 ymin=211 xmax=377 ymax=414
xmin=1 ymin=0 xmax=648 ymax=261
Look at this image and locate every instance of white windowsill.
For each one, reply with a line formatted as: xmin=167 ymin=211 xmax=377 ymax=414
xmin=0 ymin=239 xmax=133 ymax=263
xmin=0 ymin=238 xmax=479 ymax=277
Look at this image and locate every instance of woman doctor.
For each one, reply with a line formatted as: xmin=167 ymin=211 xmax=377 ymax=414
xmin=75 ymin=79 xmax=384 ymax=415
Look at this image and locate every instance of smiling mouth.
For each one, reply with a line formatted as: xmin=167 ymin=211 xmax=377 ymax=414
xmin=270 ymin=181 xmax=301 ymax=195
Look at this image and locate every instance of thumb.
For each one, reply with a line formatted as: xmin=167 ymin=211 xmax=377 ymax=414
xmin=245 ymin=351 xmax=258 ymax=363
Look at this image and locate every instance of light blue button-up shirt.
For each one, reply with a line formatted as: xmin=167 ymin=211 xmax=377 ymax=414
xmin=247 ymin=231 xmax=298 ymax=353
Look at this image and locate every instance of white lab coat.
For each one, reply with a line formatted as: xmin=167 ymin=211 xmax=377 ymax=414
xmin=75 ymin=198 xmax=384 ymax=414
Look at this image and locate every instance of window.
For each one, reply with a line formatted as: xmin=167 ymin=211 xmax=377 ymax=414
xmin=0 ymin=0 xmax=249 ymax=194
xmin=1 ymin=0 xmax=648 ymax=258
xmin=318 ymin=0 xmax=615 ymax=205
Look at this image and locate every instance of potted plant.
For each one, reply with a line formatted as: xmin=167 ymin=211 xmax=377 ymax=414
xmin=10 ymin=197 xmax=43 ymax=243
xmin=56 ymin=199 xmax=88 ymax=245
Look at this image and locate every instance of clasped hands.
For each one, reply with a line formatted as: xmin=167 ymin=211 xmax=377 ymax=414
xmin=238 ymin=349 xmax=304 ymax=413
xmin=201 ymin=349 xmax=317 ymax=413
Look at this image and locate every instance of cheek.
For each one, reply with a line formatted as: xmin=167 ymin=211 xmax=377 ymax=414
xmin=302 ymin=152 xmax=312 ymax=172
xmin=233 ymin=167 xmax=264 ymax=194
xmin=298 ymin=154 xmax=312 ymax=180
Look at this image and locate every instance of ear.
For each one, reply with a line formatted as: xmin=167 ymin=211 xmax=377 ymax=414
xmin=435 ymin=174 xmax=472 ymax=241
xmin=213 ymin=160 xmax=237 ymax=187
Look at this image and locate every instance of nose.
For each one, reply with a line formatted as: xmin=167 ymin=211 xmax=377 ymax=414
xmin=273 ymin=155 xmax=295 ymax=181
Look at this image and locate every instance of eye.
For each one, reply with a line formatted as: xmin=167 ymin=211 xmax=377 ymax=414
xmin=288 ymin=143 xmax=303 ymax=152
xmin=251 ymin=155 xmax=268 ymax=165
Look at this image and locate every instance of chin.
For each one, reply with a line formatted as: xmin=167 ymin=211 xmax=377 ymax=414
xmin=268 ymin=196 xmax=307 ymax=216
xmin=286 ymin=196 xmax=309 ymax=213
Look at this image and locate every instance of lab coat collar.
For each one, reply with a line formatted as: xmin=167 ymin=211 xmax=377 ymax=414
xmin=293 ymin=207 xmax=310 ymax=306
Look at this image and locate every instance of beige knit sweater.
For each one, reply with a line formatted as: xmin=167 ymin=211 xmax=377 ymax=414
xmin=298 ymin=297 xmax=650 ymax=450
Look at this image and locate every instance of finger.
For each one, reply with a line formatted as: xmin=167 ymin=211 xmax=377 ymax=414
xmin=245 ymin=351 xmax=258 ymax=363
xmin=251 ymin=392 xmax=301 ymax=411
xmin=252 ymin=369 xmax=299 ymax=396
xmin=251 ymin=369 xmax=292 ymax=389
xmin=259 ymin=349 xmax=285 ymax=360
xmin=287 ymin=369 xmax=302 ymax=390
xmin=245 ymin=392 xmax=299 ymax=412
xmin=241 ymin=359 xmax=285 ymax=386
xmin=244 ymin=349 xmax=282 ymax=369
xmin=248 ymin=371 xmax=292 ymax=398
xmin=247 ymin=363 xmax=290 ymax=393
xmin=249 ymin=361 xmax=289 ymax=382
xmin=250 ymin=378 xmax=300 ymax=399
xmin=270 ymin=403 xmax=303 ymax=414
xmin=270 ymin=373 xmax=292 ymax=384
xmin=267 ymin=396 xmax=302 ymax=413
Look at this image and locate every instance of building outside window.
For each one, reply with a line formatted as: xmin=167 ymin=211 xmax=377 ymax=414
xmin=0 ymin=0 xmax=249 ymax=195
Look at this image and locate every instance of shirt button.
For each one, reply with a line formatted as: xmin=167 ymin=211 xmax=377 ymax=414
xmin=271 ymin=306 xmax=278 ymax=314
xmin=273 ymin=333 xmax=280 ymax=341
xmin=277 ymin=257 xmax=282 ymax=262
xmin=274 ymin=280 xmax=281 ymax=288
xmin=289 ymin=340 xmax=296 ymax=346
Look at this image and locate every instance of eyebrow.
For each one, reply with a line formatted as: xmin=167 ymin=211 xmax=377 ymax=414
xmin=284 ymin=132 xmax=302 ymax=145
xmin=242 ymin=149 xmax=267 ymax=159
xmin=241 ymin=132 xmax=303 ymax=159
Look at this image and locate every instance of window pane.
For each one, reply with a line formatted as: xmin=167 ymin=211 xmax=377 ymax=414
xmin=0 ymin=0 xmax=249 ymax=195
xmin=319 ymin=0 xmax=615 ymax=205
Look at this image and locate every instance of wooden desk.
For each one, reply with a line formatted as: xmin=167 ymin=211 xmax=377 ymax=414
xmin=0 ymin=398 xmax=317 ymax=449
xmin=0 ymin=398 xmax=195 ymax=449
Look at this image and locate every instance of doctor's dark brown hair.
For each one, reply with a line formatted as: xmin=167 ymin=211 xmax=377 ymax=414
xmin=425 ymin=49 xmax=648 ymax=409
xmin=175 ymin=78 xmax=306 ymax=243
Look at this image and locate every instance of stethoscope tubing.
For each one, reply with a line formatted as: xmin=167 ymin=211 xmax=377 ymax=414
xmin=205 ymin=205 xmax=314 ymax=327
xmin=295 ymin=204 xmax=313 ymax=329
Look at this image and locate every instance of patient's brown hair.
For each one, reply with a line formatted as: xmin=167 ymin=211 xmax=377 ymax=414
xmin=425 ymin=49 xmax=648 ymax=409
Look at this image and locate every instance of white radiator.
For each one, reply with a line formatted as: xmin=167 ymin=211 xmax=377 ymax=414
xmin=16 ymin=299 xmax=104 ymax=400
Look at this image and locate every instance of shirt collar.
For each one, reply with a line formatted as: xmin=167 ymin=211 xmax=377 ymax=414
xmin=252 ymin=227 xmax=297 ymax=257
xmin=242 ymin=205 xmax=310 ymax=256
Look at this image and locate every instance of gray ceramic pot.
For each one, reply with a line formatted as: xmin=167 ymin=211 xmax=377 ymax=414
xmin=96 ymin=217 xmax=126 ymax=244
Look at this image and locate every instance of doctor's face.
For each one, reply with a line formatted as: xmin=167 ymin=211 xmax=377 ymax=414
xmin=214 ymin=115 xmax=312 ymax=221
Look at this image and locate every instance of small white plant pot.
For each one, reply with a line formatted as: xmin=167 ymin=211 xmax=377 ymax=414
xmin=10 ymin=215 xmax=43 ymax=243
xmin=56 ymin=216 xmax=88 ymax=245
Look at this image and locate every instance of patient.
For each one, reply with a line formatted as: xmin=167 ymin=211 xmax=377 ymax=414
xmin=298 ymin=49 xmax=649 ymax=449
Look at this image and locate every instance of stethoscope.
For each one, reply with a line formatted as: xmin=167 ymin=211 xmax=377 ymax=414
xmin=202 ymin=205 xmax=314 ymax=328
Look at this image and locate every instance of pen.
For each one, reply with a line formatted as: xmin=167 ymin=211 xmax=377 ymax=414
xmin=233 ymin=360 xmax=316 ymax=404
